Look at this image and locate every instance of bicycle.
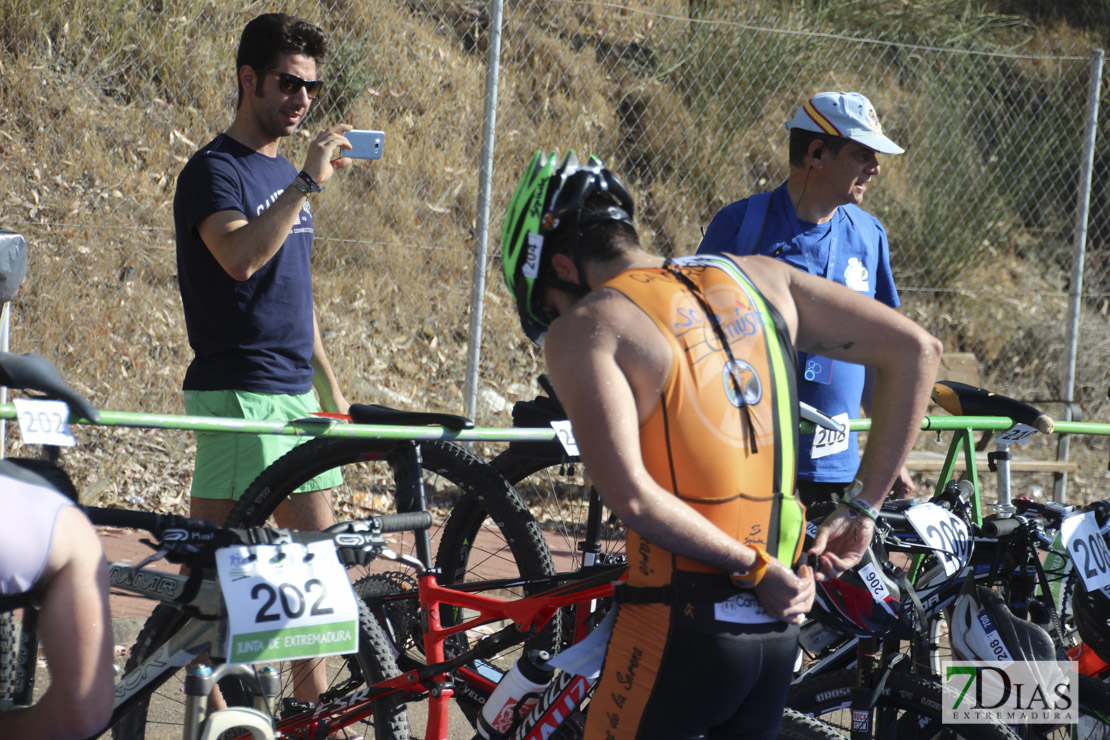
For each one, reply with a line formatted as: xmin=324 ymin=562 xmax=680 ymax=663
xmin=0 ymin=352 xmax=539 ymax=738
xmin=790 ymin=490 xmax=1110 ymax=740
xmin=460 ymin=379 xmax=1110 ymax=738
xmin=103 ymin=444 xmax=843 ymax=740
xmin=0 ymin=496 xmax=425 ymax=739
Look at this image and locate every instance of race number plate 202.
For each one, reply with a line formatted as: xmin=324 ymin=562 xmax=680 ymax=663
xmin=216 ymin=541 xmax=359 ymax=664
xmin=13 ymin=397 xmax=76 ymax=447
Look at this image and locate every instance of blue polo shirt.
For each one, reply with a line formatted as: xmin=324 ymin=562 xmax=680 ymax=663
xmin=697 ymin=183 xmax=899 ymax=483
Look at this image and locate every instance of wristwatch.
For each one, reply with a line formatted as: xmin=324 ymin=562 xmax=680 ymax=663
xmin=292 ymin=170 xmax=324 ymax=196
xmin=731 ymin=546 xmax=772 ymax=589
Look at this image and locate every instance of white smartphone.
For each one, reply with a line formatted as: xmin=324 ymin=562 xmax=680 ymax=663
xmin=343 ymin=130 xmax=385 ymax=160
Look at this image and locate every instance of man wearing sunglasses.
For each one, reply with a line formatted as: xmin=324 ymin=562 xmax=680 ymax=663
xmin=173 ymin=12 xmax=358 ymax=711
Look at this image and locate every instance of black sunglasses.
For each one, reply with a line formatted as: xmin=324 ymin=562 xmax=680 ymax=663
xmin=263 ymin=70 xmax=323 ymax=99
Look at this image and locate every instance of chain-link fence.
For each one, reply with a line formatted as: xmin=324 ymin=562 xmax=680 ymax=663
xmin=0 ymin=0 xmax=1107 ymax=504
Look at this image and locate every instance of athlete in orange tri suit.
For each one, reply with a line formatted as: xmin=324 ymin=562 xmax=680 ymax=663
xmin=500 ymin=151 xmax=941 ymax=739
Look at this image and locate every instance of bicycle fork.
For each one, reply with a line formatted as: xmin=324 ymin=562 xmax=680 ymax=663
xmin=849 ymin=636 xmax=907 ymax=740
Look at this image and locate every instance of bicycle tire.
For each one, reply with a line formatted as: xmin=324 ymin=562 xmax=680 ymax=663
xmin=787 ymin=670 xmax=1021 ymax=740
xmin=112 ymin=599 xmax=409 ymax=739
xmin=1057 ymin=674 xmax=1110 ymax=740
xmin=457 ymin=448 xmax=626 ymax=573
xmin=229 ymin=437 xmax=555 ymax=598
xmin=229 ymin=438 xmax=548 ymax=568
xmin=0 ymin=611 xmax=12 ymax=702
xmin=779 ymin=707 xmax=849 ymax=740
xmin=228 ymin=437 xmax=559 ymax=724
xmin=439 ymin=448 xmax=615 ymax=668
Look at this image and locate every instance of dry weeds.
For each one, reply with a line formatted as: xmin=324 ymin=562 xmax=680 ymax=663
xmin=0 ymin=0 xmax=1106 ymax=515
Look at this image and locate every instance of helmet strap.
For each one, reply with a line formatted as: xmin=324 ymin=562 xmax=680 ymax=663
xmin=544 ymin=274 xmax=590 ymax=297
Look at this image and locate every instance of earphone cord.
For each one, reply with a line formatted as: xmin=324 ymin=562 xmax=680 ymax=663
xmin=663 ymin=259 xmax=758 ymax=455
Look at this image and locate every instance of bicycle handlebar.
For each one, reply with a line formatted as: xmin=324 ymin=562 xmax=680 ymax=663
xmin=85 ymin=506 xmax=433 ymax=567
xmin=931 ymin=381 xmax=1053 ymax=434
xmin=0 ymin=351 xmax=100 ymax=422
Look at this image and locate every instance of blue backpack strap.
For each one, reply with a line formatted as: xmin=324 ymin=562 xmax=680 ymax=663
xmin=736 ymin=191 xmax=773 ymax=255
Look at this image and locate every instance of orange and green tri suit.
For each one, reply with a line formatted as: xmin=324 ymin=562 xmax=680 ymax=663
xmin=583 ymin=254 xmax=806 ymax=740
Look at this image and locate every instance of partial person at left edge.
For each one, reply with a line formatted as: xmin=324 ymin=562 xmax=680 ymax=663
xmin=173 ymin=11 xmax=367 ymax=710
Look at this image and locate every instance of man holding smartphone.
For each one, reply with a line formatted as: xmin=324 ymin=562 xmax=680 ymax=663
xmin=173 ymin=12 xmax=362 ymax=708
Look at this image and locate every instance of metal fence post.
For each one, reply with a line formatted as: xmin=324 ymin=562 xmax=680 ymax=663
xmin=1054 ymin=47 xmax=1104 ymax=503
xmin=0 ymin=301 xmax=8 ymax=458
xmin=463 ymin=0 xmax=505 ymax=424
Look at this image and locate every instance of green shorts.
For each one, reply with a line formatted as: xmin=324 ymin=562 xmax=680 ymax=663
xmin=185 ymin=389 xmax=343 ymax=501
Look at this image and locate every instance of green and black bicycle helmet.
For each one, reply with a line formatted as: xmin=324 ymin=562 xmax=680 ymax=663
xmin=501 ymin=150 xmax=634 ymax=343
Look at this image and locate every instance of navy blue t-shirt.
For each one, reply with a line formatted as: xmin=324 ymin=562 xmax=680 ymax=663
xmin=174 ymin=134 xmax=315 ymax=394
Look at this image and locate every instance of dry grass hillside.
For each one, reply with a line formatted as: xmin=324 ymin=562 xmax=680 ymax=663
xmin=0 ymin=0 xmax=1108 ymax=510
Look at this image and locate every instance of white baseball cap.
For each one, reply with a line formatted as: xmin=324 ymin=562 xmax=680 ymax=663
xmin=785 ymin=92 xmax=904 ymax=155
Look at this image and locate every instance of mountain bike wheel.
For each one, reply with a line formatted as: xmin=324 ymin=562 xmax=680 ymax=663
xmin=228 ymin=437 xmax=558 ymax=724
xmin=342 ymin=445 xmax=568 ymax=726
xmin=779 ymin=708 xmax=850 ymax=740
xmin=787 ymin=670 xmax=1021 ymax=740
xmin=229 ymin=435 xmax=554 ymax=591
xmin=437 ymin=449 xmax=619 ymax=672
xmin=450 ymin=447 xmax=626 ymax=573
xmin=1036 ymin=673 xmax=1110 ymax=740
xmin=112 ymin=599 xmax=409 ymax=739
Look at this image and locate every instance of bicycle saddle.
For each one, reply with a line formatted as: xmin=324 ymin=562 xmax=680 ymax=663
xmin=950 ymin=585 xmax=1061 ymax=663
xmin=931 ymin=380 xmax=1052 ymax=434
xmin=0 ymin=351 xmax=100 ymax=422
xmin=347 ymin=403 xmax=473 ymax=430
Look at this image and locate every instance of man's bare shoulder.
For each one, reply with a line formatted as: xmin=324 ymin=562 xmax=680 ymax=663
xmin=547 ymin=286 xmax=633 ymax=340
xmin=718 ymin=254 xmax=793 ymax=299
xmin=546 ymin=284 xmax=665 ymax=354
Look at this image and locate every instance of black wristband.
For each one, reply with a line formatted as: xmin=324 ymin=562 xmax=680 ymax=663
xmin=296 ymin=170 xmax=324 ymax=194
xmin=292 ymin=177 xmax=312 ymax=197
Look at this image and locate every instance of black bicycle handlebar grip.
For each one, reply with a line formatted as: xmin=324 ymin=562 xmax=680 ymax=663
xmin=931 ymin=381 xmax=1053 ymax=434
xmin=377 ymin=511 xmax=434 ymax=533
xmin=83 ymin=507 xmax=221 ymax=541
xmin=0 ymin=351 xmax=100 ymax=423
xmin=980 ymin=515 xmax=1022 ymax=539
xmin=83 ymin=506 xmax=168 ymax=531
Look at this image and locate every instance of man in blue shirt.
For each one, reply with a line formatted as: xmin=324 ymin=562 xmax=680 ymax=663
xmin=175 ymin=13 xmax=355 ymax=525
xmin=697 ymin=92 xmax=913 ymax=507
xmin=174 ymin=13 xmax=362 ymax=710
